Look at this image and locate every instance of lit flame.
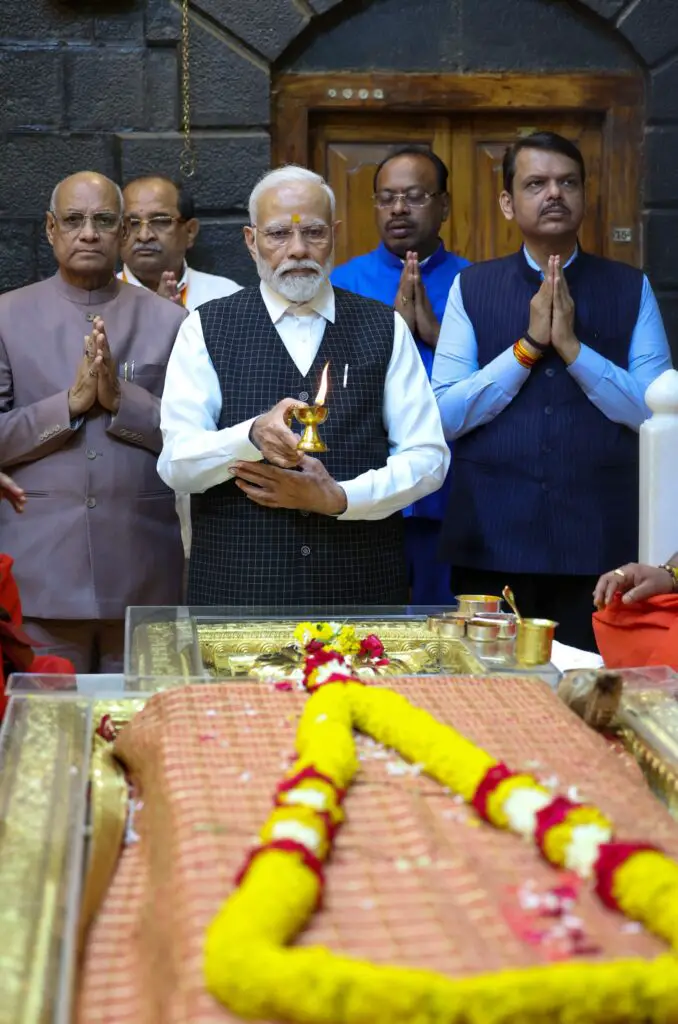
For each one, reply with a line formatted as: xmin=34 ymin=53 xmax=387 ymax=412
xmin=314 ymin=361 xmax=330 ymax=405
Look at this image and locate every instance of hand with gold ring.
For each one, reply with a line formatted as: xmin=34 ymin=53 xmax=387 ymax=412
xmin=593 ymin=561 xmax=677 ymax=609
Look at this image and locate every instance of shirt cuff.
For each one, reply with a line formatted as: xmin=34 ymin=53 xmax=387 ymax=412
xmin=566 ymin=343 xmax=606 ymax=393
xmin=334 ymin=477 xmax=372 ymax=520
xmin=224 ymin=417 xmax=262 ymax=462
xmin=487 ymin=346 xmax=531 ymax=396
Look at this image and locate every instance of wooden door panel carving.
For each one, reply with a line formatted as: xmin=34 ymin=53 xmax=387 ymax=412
xmin=276 ymin=74 xmax=642 ymax=268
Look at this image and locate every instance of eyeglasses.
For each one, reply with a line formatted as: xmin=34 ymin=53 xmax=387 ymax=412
xmin=254 ymin=224 xmax=332 ymax=248
xmin=372 ymin=189 xmax=444 ymax=209
xmin=52 ymin=212 xmax=121 ymax=234
xmin=124 ymin=215 xmax=185 ymax=234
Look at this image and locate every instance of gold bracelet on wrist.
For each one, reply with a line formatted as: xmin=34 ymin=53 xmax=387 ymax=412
xmin=513 ymin=338 xmax=542 ymax=370
xmin=658 ymin=564 xmax=678 ymax=590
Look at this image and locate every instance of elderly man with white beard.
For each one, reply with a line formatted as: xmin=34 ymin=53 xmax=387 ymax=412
xmin=158 ymin=166 xmax=448 ymax=607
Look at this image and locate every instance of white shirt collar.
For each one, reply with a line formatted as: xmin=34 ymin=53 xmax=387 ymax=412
xmin=259 ymin=279 xmax=336 ymax=325
xmin=523 ymin=243 xmax=578 ymax=276
xmin=122 ymin=259 xmax=190 ymax=291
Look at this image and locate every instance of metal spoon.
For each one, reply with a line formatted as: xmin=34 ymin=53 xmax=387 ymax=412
xmin=502 ymin=585 xmax=523 ymax=623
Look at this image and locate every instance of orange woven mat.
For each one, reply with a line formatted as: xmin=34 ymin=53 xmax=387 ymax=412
xmin=77 ymin=677 xmax=678 ymax=1024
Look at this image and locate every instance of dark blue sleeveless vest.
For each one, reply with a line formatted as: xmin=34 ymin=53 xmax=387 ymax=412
xmin=188 ymin=286 xmax=407 ymax=607
xmin=440 ymin=250 xmax=642 ymax=575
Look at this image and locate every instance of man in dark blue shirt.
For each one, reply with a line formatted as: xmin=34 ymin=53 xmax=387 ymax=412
xmin=332 ymin=147 xmax=469 ymax=604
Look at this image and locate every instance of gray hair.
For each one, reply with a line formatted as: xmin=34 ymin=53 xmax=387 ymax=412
xmin=248 ymin=165 xmax=335 ymax=224
xmin=49 ymin=175 xmax=124 ymax=215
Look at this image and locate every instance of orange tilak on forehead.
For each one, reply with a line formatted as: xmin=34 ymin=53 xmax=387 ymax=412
xmin=291 ymin=214 xmax=301 ymax=224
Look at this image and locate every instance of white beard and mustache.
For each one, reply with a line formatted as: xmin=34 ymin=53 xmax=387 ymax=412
xmin=255 ymin=252 xmax=334 ymax=303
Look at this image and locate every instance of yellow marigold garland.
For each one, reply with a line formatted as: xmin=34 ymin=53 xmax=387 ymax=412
xmin=204 ymin=630 xmax=678 ymax=1024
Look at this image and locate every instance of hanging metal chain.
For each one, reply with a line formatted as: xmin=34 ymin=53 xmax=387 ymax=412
xmin=179 ymin=0 xmax=196 ymax=178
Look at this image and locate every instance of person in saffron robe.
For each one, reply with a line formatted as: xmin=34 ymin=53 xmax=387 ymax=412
xmin=0 ymin=483 xmax=75 ymax=719
xmin=331 ymin=147 xmax=469 ymax=604
xmin=592 ymin=556 xmax=678 ymax=669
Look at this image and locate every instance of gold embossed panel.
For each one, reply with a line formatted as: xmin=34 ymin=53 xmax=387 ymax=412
xmin=0 ymin=699 xmax=91 ymax=1022
xmin=619 ymin=681 xmax=678 ymax=819
xmin=128 ymin=617 xmax=485 ymax=684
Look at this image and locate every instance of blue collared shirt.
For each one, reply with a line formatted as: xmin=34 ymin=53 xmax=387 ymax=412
xmin=332 ymin=241 xmax=470 ymax=519
xmin=432 ymin=245 xmax=673 ymax=439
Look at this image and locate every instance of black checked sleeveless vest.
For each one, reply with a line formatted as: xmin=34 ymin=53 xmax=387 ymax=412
xmin=187 ymin=286 xmax=407 ymax=607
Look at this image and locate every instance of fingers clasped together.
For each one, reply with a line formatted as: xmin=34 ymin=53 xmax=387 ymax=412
xmin=527 ymin=254 xmax=579 ymax=364
xmin=157 ymin=271 xmax=183 ymax=305
xmin=69 ymin=317 xmax=121 ymax=418
xmin=394 ymin=251 xmax=440 ymax=348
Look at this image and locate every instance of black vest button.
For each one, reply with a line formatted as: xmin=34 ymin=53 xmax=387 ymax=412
xmin=299 ymin=391 xmax=309 ymax=401
xmin=545 ymin=368 xmax=555 ymax=378
xmin=301 ymin=545 xmax=311 ymax=556
xmin=542 ymin=482 xmax=550 ymax=492
xmin=544 ymin=405 xmax=553 ymax=415
xmin=300 ymin=510 xmax=310 ymax=517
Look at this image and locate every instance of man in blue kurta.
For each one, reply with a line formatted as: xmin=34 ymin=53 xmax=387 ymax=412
xmin=331 ymin=147 xmax=469 ymax=604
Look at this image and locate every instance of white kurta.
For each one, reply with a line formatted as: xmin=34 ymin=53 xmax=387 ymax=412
xmin=119 ymin=261 xmax=241 ymax=311
xmin=158 ymin=281 xmax=449 ymax=523
xmin=119 ymin=261 xmax=242 ymax=556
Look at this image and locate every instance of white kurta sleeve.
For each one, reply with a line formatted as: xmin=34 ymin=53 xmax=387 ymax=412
xmin=336 ymin=312 xmax=450 ymax=521
xmin=157 ymin=310 xmax=262 ymax=493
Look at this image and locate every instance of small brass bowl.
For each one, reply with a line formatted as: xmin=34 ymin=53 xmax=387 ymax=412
xmin=467 ymin=617 xmax=502 ymax=642
xmin=456 ymin=594 xmax=503 ymax=617
xmin=472 ymin=612 xmax=517 ymax=640
xmin=429 ymin=615 xmax=467 ymax=638
xmin=515 ymin=618 xmax=558 ymax=667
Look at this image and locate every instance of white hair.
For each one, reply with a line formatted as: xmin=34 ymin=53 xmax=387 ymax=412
xmin=49 ymin=174 xmax=124 ymax=215
xmin=248 ymin=165 xmax=335 ymax=224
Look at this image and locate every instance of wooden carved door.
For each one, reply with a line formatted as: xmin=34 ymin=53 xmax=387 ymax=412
xmin=310 ymin=114 xmax=452 ymax=266
xmin=310 ymin=113 xmax=607 ymax=266
xmin=452 ymin=114 xmax=603 ymax=262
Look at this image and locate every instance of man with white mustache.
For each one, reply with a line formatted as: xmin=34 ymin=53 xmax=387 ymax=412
xmin=158 ymin=165 xmax=449 ymax=607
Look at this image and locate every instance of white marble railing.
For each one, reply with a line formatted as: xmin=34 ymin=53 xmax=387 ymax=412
xmin=639 ymin=368 xmax=678 ymax=564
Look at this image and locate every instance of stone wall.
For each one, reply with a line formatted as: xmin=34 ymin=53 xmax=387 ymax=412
xmin=1 ymin=0 xmax=677 ymax=352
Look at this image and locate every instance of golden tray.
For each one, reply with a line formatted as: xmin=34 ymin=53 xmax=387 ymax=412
xmin=128 ymin=616 xmax=487 ymax=683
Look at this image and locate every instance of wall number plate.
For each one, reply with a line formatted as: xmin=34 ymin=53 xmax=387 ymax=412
xmin=612 ymin=227 xmax=633 ymax=243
